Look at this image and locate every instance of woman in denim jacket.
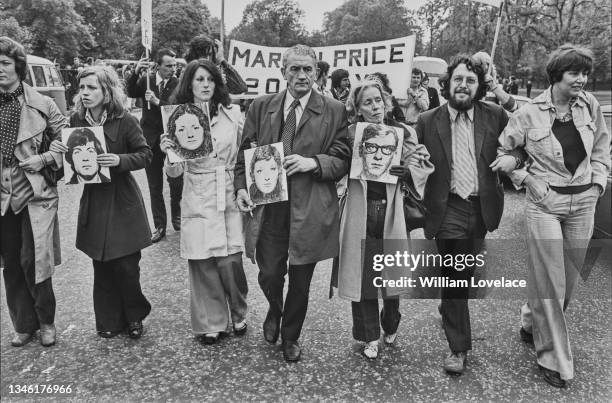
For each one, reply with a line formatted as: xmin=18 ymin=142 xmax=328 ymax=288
xmin=495 ymin=44 xmax=611 ymax=388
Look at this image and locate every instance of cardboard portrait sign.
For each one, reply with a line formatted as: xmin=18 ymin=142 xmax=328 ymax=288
xmin=244 ymin=142 xmax=289 ymax=206
xmin=61 ymin=127 xmax=111 ymax=185
xmin=161 ymin=102 xmax=213 ymax=163
xmin=349 ymin=122 xmax=404 ymax=184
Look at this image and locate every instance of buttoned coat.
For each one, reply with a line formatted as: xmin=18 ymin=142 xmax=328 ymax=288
xmin=1 ymin=84 xmax=66 ymax=283
xmin=70 ymin=113 xmax=153 ymax=262
xmin=416 ymin=101 xmax=509 ymax=239
xmin=234 ymin=90 xmax=351 ymax=265
xmin=165 ymin=105 xmax=244 ymax=260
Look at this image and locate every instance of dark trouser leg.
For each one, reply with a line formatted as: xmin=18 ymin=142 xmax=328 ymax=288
xmin=113 ymin=252 xmax=151 ymax=323
xmin=281 ymin=263 xmax=316 ymax=341
xmin=19 ymin=210 xmax=55 ymax=325
xmin=255 ymin=202 xmax=290 ymax=317
xmin=145 ymin=140 xmax=166 ymax=230
xmin=351 ymin=299 xmax=381 ymax=343
xmin=436 ymin=195 xmax=486 ymax=353
xmin=167 ymin=173 xmax=183 ymax=220
xmin=1 ymin=207 xmax=55 ymax=333
xmin=93 ymin=259 xmax=126 ymax=332
xmin=380 ymin=298 xmax=401 ymax=335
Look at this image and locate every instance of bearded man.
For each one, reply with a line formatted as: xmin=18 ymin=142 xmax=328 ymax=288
xmin=415 ymin=54 xmax=522 ymax=375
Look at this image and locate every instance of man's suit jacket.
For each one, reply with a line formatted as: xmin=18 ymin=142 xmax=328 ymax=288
xmin=416 ymin=101 xmax=509 ymax=239
xmin=234 ymin=90 xmax=351 ymax=265
xmin=126 ymin=73 xmax=178 ymax=146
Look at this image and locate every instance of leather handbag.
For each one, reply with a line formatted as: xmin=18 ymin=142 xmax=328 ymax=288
xmin=38 ymin=126 xmax=64 ymax=187
xmin=400 ymin=178 xmax=427 ymax=231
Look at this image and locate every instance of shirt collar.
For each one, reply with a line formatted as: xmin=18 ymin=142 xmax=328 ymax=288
xmin=85 ymin=109 xmax=107 ymax=127
xmin=447 ymin=104 xmax=474 ymax=122
xmin=534 ymin=86 xmax=587 ymax=111
xmin=155 ymin=72 xmax=166 ymax=87
xmin=285 ymin=90 xmax=312 ymax=113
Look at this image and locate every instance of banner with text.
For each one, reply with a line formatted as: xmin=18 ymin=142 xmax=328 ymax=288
xmin=228 ymin=36 xmax=416 ymax=99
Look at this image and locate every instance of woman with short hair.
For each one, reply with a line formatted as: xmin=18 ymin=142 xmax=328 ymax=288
xmin=161 ymin=59 xmax=248 ymax=344
xmin=335 ymin=80 xmax=433 ymax=359
xmin=496 ymin=44 xmax=611 ymax=387
xmin=0 ymin=36 xmax=66 ymax=348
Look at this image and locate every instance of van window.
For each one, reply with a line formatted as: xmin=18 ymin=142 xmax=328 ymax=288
xmin=24 ymin=69 xmax=33 ymax=86
xmin=32 ymin=65 xmax=47 ymax=87
xmin=46 ymin=66 xmax=63 ymax=86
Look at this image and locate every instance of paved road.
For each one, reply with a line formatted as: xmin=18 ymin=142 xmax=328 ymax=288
xmin=1 ymin=167 xmax=611 ymax=401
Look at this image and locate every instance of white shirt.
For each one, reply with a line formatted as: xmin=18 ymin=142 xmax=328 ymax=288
xmin=155 ymin=72 xmax=169 ymax=91
xmin=283 ymin=90 xmax=312 ymax=127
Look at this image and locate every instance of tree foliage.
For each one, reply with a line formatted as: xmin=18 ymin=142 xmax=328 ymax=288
xmin=229 ymin=0 xmax=308 ymax=47
xmin=417 ymin=0 xmax=611 ymax=86
xmin=2 ymin=0 xmax=95 ymax=64
xmin=322 ymin=0 xmax=420 ymax=45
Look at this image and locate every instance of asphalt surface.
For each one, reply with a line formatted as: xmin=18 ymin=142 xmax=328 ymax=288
xmin=1 ymin=164 xmax=611 ymax=401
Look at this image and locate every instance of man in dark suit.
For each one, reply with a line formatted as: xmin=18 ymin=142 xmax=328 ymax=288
xmin=235 ymin=44 xmax=351 ymax=363
xmin=416 ymin=54 xmax=514 ymax=375
xmin=126 ymin=48 xmax=181 ymax=243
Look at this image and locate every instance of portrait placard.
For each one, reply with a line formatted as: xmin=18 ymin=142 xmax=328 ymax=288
xmin=244 ymin=142 xmax=289 ymax=206
xmin=61 ymin=127 xmax=111 ymax=185
xmin=349 ymin=122 xmax=404 ymax=184
xmin=161 ymin=102 xmax=213 ymax=163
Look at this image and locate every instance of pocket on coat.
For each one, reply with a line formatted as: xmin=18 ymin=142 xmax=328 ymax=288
xmin=526 ymin=128 xmax=552 ymax=155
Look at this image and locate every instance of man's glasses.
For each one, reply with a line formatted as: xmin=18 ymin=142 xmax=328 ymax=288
xmin=363 ymin=142 xmax=397 ymax=155
xmin=452 ymin=76 xmax=478 ymax=86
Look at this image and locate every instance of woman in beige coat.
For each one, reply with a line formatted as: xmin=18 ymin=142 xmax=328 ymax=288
xmin=0 ymin=37 xmax=66 ymax=348
xmin=162 ymin=59 xmax=248 ymax=344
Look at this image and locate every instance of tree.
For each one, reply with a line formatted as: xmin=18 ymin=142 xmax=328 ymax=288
xmin=229 ymin=0 xmax=308 ymax=47
xmin=0 ymin=16 xmax=33 ymax=50
xmin=73 ymin=0 xmax=138 ymax=60
xmin=3 ymin=0 xmax=95 ymax=64
xmin=322 ymin=0 xmax=420 ymax=45
xmin=150 ymin=0 xmax=211 ymax=57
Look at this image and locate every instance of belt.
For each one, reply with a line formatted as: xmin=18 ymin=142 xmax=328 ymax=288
xmin=449 ymin=193 xmax=480 ymax=202
xmin=366 ymin=199 xmax=387 ymax=204
xmin=549 ymin=184 xmax=592 ymax=194
xmin=187 ymin=166 xmax=233 ymax=212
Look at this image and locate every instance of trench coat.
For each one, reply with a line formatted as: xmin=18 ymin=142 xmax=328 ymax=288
xmin=234 ymin=90 xmax=351 ymax=265
xmin=165 ymin=105 xmax=244 ymax=260
xmin=335 ymin=122 xmax=434 ymax=301
xmin=70 ymin=113 xmax=153 ymax=262
xmin=0 ymin=84 xmax=66 ymax=283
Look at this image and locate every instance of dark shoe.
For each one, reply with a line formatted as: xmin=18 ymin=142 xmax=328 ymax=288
xmin=520 ymin=327 xmax=534 ymax=345
xmin=128 ymin=321 xmax=143 ymax=339
xmin=443 ymin=351 xmax=467 ymax=374
xmin=282 ymin=340 xmax=301 ymax=362
xmin=539 ymin=365 xmax=566 ymax=388
xmin=263 ymin=309 xmax=280 ymax=344
xmin=11 ymin=332 xmax=33 ymax=347
xmin=40 ymin=324 xmax=56 ymax=347
xmin=234 ymin=321 xmax=248 ymax=336
xmin=172 ymin=216 xmax=181 ymax=231
xmin=200 ymin=332 xmax=220 ymax=345
xmin=98 ymin=330 xmax=120 ymax=338
xmin=151 ymin=227 xmax=166 ymax=243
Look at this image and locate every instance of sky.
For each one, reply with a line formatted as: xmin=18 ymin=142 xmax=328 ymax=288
xmin=205 ymin=0 xmax=429 ymax=33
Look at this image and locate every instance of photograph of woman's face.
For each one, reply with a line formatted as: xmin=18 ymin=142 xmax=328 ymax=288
xmin=174 ymin=112 xmax=204 ymax=151
xmin=253 ymin=158 xmax=279 ymax=194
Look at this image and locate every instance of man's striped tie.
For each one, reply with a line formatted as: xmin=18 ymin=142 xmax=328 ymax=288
xmin=454 ymin=112 xmax=476 ymax=199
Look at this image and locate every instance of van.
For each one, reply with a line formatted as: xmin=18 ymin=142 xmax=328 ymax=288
xmin=24 ymin=55 xmax=68 ymax=115
xmin=413 ymin=56 xmax=447 ymax=106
